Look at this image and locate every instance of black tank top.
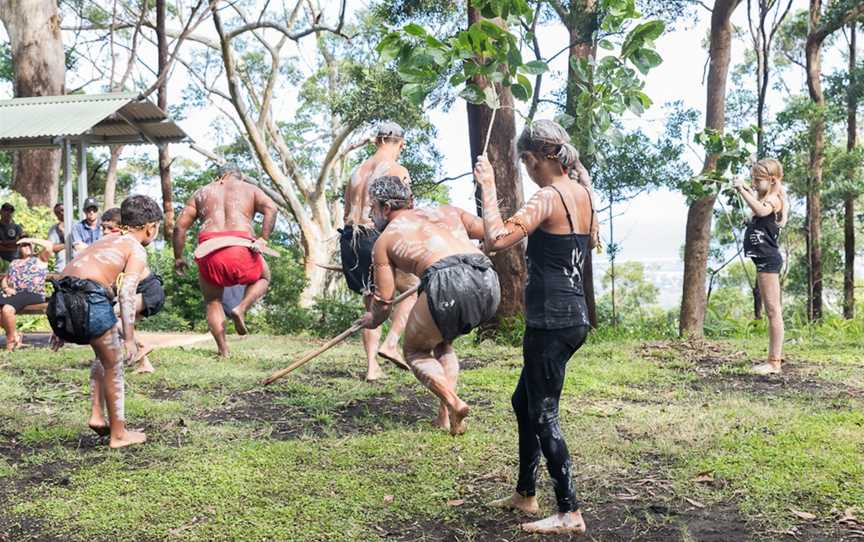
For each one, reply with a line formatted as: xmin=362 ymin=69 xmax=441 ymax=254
xmin=524 ymin=185 xmax=592 ymax=329
xmin=743 ymin=212 xmax=781 ymax=259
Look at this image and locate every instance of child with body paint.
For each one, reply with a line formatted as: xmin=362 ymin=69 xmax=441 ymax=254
xmin=46 ymin=195 xmax=163 ymax=448
xmin=732 ymin=158 xmax=788 ymax=374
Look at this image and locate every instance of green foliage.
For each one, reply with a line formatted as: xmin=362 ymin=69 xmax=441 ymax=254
xmin=137 ymin=247 xmax=205 ymax=332
xmin=378 ymin=0 xmax=545 ymax=108
xmin=0 ymin=191 xmax=55 ymax=240
xmin=260 ymin=248 xmax=312 ymax=334
xmin=561 ymin=1 xmax=666 ymax=159
xmin=308 ymin=292 xmax=364 ymax=338
xmin=683 ymin=126 xmax=758 ymax=202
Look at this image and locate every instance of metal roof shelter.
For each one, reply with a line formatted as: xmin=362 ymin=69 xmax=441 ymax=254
xmin=0 ymin=92 xmax=189 ymax=260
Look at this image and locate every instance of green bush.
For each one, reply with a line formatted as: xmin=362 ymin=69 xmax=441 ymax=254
xmin=261 ymin=247 xmax=312 ymax=334
xmin=309 ymin=291 xmax=363 ymax=337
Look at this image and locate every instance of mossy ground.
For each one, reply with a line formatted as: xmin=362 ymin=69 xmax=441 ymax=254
xmin=0 ymin=332 xmax=862 ymax=541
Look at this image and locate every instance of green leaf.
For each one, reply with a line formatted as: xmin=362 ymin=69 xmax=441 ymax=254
xmin=521 ymin=60 xmax=548 ymax=75
xmin=401 ymin=83 xmax=428 ymax=105
xmin=459 ymin=83 xmax=486 ymax=104
xmin=621 ymin=19 xmax=665 ymax=58
xmin=511 ymin=82 xmax=529 ymax=101
xmin=483 ymin=85 xmax=499 ymax=109
xmin=599 ymin=39 xmax=615 ymax=50
xmin=403 ymin=23 xmax=428 ymax=38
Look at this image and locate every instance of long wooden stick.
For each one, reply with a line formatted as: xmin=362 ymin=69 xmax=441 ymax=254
xmin=262 ymin=283 xmax=421 ymax=385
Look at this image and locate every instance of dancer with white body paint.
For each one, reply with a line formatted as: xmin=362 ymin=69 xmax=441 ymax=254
xmin=358 ymin=176 xmax=500 ymax=434
xmin=479 ymin=120 xmax=598 ymax=535
xmin=46 ymin=195 xmax=163 ymax=449
xmin=341 ymin=122 xmax=419 ymax=380
xmin=173 ymin=163 xmax=277 ymax=357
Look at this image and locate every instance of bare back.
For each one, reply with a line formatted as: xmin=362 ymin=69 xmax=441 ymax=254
xmin=194 ymin=177 xmax=262 ymax=235
xmin=377 ymin=205 xmax=482 ymax=277
xmin=64 ymin=233 xmax=148 ymax=289
xmin=344 ymin=156 xmax=409 ymax=227
xmin=537 ymin=181 xmax=594 ymax=235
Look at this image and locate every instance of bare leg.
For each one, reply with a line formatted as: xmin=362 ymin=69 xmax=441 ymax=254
xmin=130 ymin=294 xmax=155 ymax=373
xmin=90 ymin=328 xmax=145 ymax=448
xmin=200 ymin=276 xmax=228 ymax=357
xmin=87 ymin=358 xmax=109 ymax=436
xmin=753 ymin=272 xmax=783 ymax=375
xmin=404 ymin=293 xmax=469 ymax=435
xmin=230 ymin=261 xmax=270 ymax=335
xmin=361 ymin=294 xmax=384 ymax=381
xmin=378 ymin=271 xmax=417 ymax=370
xmin=1 ymin=305 xmax=16 ymax=351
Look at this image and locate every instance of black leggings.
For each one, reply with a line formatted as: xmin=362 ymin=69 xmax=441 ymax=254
xmin=512 ymin=325 xmax=588 ymax=513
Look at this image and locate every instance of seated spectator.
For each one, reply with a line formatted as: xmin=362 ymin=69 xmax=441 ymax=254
xmin=0 ymin=238 xmax=51 ymax=351
xmin=0 ymin=203 xmax=24 ymax=263
xmin=101 ymin=208 xmax=122 ymax=235
xmin=47 ymin=203 xmax=67 ymax=272
xmin=71 ymin=197 xmax=102 ymax=256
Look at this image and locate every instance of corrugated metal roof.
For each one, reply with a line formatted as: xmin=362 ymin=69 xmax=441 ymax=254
xmin=0 ymin=92 xmax=189 ymax=147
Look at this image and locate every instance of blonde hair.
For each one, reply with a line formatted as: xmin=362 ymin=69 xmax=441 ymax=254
xmin=752 ymin=158 xmax=788 ymax=227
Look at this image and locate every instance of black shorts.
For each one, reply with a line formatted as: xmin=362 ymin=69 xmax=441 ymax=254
xmin=420 ymin=253 xmax=501 ymax=342
xmin=339 ymin=225 xmax=379 ymax=295
xmin=47 ymin=277 xmax=117 ymax=345
xmin=749 ymin=254 xmax=783 ymax=274
xmin=136 ymin=273 xmax=165 ymax=317
xmin=0 ymin=291 xmax=44 ymax=312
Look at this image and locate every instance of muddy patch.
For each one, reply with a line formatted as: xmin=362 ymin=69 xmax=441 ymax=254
xmin=641 ymin=341 xmax=864 ymax=402
xmin=199 ymin=385 xmax=447 ymax=439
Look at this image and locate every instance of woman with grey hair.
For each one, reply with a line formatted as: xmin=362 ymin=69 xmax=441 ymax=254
xmin=476 ymin=119 xmax=598 ymax=535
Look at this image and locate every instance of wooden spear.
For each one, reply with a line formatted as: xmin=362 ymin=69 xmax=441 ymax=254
xmin=262 ymin=283 xmax=421 ymax=385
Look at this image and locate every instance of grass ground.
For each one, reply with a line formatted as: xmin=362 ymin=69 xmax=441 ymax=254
xmin=0 ymin=331 xmax=863 ymax=541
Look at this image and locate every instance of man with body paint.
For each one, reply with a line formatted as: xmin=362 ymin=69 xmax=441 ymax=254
xmin=46 ymin=195 xmax=163 ymax=449
xmin=341 ymin=122 xmax=418 ymax=380
xmin=358 ymin=176 xmax=500 ymax=435
xmin=172 ymin=163 xmax=277 ymax=357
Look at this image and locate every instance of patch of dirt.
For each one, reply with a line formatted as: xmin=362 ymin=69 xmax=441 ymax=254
xmin=200 ymin=385 xmax=448 ymax=439
xmin=640 ymin=340 xmax=864 ymax=402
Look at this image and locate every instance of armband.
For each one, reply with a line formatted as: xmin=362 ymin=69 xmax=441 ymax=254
xmin=503 ymin=217 xmax=529 ymax=240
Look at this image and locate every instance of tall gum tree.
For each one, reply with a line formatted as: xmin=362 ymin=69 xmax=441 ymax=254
xmin=679 ymin=0 xmax=742 ymax=338
xmin=466 ymin=7 xmax=526 ymax=323
xmin=0 ymin=0 xmax=66 ymax=206
xmin=805 ymin=0 xmax=864 ymax=321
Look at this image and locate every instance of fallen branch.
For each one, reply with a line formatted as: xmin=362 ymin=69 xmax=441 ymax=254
xmin=262 ymin=283 xmax=420 ymax=385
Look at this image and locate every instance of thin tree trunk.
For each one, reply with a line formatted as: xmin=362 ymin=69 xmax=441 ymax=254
xmin=806 ymin=0 xmax=826 ymax=322
xmin=104 ymin=146 xmax=122 ymax=208
xmin=679 ymin=0 xmax=742 ymax=337
xmin=157 ymin=0 xmax=175 ymax=238
xmin=466 ymin=7 xmax=526 ymax=324
xmin=564 ymin=1 xmax=599 ymax=328
xmin=844 ymin=22 xmax=857 ymax=320
xmin=0 ymin=0 xmax=65 ymax=206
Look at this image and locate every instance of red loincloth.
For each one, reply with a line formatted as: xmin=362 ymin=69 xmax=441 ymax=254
xmin=195 ymin=231 xmax=264 ymax=287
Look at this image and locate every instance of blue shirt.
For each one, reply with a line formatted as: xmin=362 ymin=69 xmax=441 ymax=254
xmin=71 ymin=219 xmax=102 ymax=255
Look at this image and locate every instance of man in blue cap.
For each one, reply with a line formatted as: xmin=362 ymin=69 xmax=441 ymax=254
xmin=71 ymin=197 xmax=102 ymax=256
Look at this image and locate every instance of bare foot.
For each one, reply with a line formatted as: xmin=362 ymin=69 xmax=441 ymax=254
xmin=433 ymin=402 xmax=450 ymax=431
xmin=87 ymin=416 xmax=110 ymax=437
xmin=216 ymin=348 xmax=231 ymax=359
xmin=365 ymin=362 xmax=385 ymax=382
xmin=109 ymin=429 xmax=147 ymax=449
xmin=377 ymin=345 xmax=410 ymax=371
xmin=752 ymin=361 xmax=781 ymax=375
xmin=134 ymin=356 xmax=155 ymax=374
xmin=50 ymin=334 xmax=64 ymax=352
xmin=230 ymin=308 xmax=248 ymax=335
xmin=521 ymin=511 xmax=586 ymax=535
xmin=488 ymin=493 xmax=540 ymax=515
xmin=14 ymin=333 xmax=23 ymax=349
xmin=128 ymin=344 xmax=154 ymax=367
xmin=448 ymin=400 xmax=470 ymax=436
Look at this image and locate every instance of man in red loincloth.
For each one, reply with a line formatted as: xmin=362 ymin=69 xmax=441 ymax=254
xmin=172 ymin=164 xmax=278 ymax=357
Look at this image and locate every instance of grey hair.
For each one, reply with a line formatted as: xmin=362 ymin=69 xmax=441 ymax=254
xmin=217 ymin=162 xmax=242 ymax=178
xmin=369 ymin=175 xmax=413 ymax=210
xmin=375 ymin=121 xmax=405 ymax=141
xmin=517 ymin=119 xmax=591 ymax=188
